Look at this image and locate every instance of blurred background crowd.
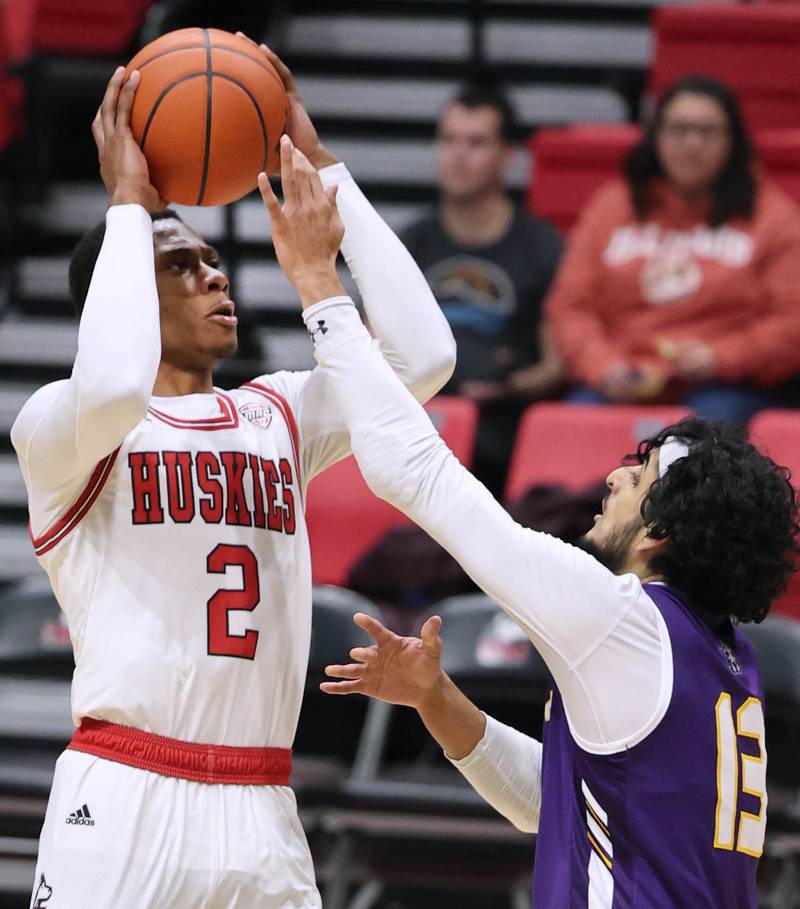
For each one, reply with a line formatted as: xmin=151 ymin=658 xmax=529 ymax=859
xmin=1 ymin=1 xmax=800 ymax=907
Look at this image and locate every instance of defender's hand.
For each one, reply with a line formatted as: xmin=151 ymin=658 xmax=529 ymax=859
xmin=258 ymin=136 xmax=344 ymax=306
xmin=321 ymin=612 xmax=446 ymax=710
xmin=236 ymin=34 xmax=338 ymax=171
xmin=92 ymin=67 xmax=164 ymax=211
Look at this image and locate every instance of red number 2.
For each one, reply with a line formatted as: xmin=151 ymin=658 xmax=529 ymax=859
xmin=206 ymin=544 xmax=260 ymax=659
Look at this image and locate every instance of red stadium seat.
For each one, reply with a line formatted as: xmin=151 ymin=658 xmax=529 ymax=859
xmin=505 ymin=402 xmax=691 ymax=500
xmin=749 ymin=410 xmax=800 ymax=620
xmin=0 ymin=0 xmax=26 ymax=148
xmin=651 ymin=4 xmax=800 ymax=131
xmin=527 ymin=124 xmax=800 ymax=234
xmin=527 ymin=125 xmax=638 ymax=234
xmin=3 ymin=0 xmax=37 ymax=63
xmin=306 ymin=396 xmax=479 ymax=587
xmin=31 ymin=0 xmax=153 ymax=56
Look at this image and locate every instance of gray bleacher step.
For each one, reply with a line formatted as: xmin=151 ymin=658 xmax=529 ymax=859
xmin=287 ymin=14 xmax=470 ymax=61
xmin=325 ymin=137 xmax=528 ymax=187
xmin=33 ymin=185 xmax=424 ymax=246
xmin=38 ymin=185 xmax=227 ymax=242
xmin=0 ymin=525 xmax=38 ymax=581
xmin=300 ymin=75 xmax=625 ymax=126
xmin=256 ymin=327 xmax=316 ymax=373
xmin=0 ymin=678 xmax=72 ymax=739
xmin=0 ymin=321 xmax=77 ymax=368
xmin=485 ymin=19 xmax=650 ymax=67
xmin=17 ymin=257 xmax=70 ymax=303
xmin=287 ymin=13 xmax=649 ymax=68
xmin=235 ymin=199 xmax=423 ymax=244
xmin=236 ymin=262 xmax=356 ymax=311
xmin=0 ymin=456 xmax=25 ymax=509
xmin=0 ymin=385 xmax=37 ymax=436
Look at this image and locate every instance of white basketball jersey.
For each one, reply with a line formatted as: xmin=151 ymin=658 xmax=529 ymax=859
xmin=25 ymin=372 xmax=330 ymax=748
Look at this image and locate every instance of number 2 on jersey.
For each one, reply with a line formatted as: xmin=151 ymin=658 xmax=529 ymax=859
xmin=206 ymin=544 xmax=260 ymax=660
xmin=714 ymin=693 xmax=766 ymax=857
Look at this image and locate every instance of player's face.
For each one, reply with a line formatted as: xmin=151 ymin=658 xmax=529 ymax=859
xmin=436 ymin=103 xmax=511 ymax=201
xmin=153 ymin=219 xmax=238 ymax=371
xmin=656 ymin=92 xmax=731 ymax=198
xmin=581 ymin=450 xmax=661 ymax=571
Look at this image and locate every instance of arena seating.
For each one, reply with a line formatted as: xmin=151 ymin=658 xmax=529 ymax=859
xmin=306 ymin=396 xmax=478 ymax=587
xmin=651 ymin=4 xmax=800 ymax=131
xmin=317 ymin=593 xmax=544 ymax=909
xmin=25 ymin=0 xmax=154 ymax=56
xmin=528 ymin=124 xmax=800 ymax=233
xmin=504 ymin=402 xmax=691 ymax=500
xmin=749 ymin=410 xmax=800 ymax=620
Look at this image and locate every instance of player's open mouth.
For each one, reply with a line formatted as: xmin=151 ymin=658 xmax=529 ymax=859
xmin=207 ymin=300 xmax=238 ymax=327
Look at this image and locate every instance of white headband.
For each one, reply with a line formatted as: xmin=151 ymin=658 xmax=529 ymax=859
xmin=658 ymin=436 xmax=690 ymax=478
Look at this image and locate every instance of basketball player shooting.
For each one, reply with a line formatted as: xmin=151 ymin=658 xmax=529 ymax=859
xmin=260 ymin=146 xmax=800 ymax=907
xmin=11 ymin=55 xmax=455 ymax=907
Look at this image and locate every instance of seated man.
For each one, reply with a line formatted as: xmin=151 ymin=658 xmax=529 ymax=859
xmin=403 ymin=83 xmax=564 ymax=493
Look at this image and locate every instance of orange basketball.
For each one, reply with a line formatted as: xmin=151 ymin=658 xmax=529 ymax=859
xmin=124 ymin=28 xmax=288 ymax=206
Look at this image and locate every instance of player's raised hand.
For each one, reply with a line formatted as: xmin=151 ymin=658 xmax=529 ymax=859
xmin=258 ymin=136 xmax=345 ymax=306
xmin=235 ymin=34 xmax=337 ymax=172
xmin=321 ymin=612 xmax=446 ymax=709
xmin=92 ymin=67 xmax=164 ymax=212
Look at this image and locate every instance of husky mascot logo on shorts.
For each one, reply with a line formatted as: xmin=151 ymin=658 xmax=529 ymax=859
xmin=33 ymin=873 xmax=52 ymax=907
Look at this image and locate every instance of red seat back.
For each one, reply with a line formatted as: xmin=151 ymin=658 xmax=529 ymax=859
xmin=528 ymin=124 xmax=800 ymax=233
xmin=306 ymin=396 xmax=478 ymax=587
xmin=32 ymin=0 xmax=153 ymax=55
xmin=651 ymin=4 xmax=800 ymax=131
xmin=749 ymin=410 xmax=800 ymax=620
xmin=505 ymin=402 xmax=691 ymax=500
xmin=527 ymin=125 xmax=638 ymax=233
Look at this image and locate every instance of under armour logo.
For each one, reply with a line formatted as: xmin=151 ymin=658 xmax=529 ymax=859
xmin=33 ymin=874 xmax=52 ymax=907
xmin=310 ymin=320 xmax=328 ymax=341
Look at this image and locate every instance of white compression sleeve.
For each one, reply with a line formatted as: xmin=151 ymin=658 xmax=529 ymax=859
xmin=449 ymin=713 xmax=543 ymax=833
xmin=12 ymin=205 xmax=160 ymax=527
xmin=318 ymin=162 xmax=455 ymax=401
xmin=304 ymin=298 xmax=670 ymax=753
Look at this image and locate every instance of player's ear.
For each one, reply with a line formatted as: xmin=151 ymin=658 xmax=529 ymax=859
xmin=637 ymin=528 xmax=669 ymax=557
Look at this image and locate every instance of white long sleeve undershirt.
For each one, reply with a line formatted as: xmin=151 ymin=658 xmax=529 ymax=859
xmin=304 ymin=297 xmax=674 ymax=828
xmin=449 ymin=713 xmax=543 ymax=833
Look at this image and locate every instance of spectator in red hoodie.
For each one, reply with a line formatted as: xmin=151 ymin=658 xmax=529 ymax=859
xmin=547 ymin=75 xmax=800 ymax=421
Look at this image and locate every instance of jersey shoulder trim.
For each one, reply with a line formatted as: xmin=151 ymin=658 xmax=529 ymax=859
xmin=30 ymin=448 xmax=120 ymax=556
xmin=148 ymin=391 xmax=239 ymax=431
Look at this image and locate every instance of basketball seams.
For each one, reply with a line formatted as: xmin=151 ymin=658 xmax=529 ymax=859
xmin=140 ymin=72 xmax=206 ymax=152
xmin=212 ymin=75 xmax=270 ymax=173
xmin=211 ymin=46 xmax=286 ymax=95
xmin=197 ymin=28 xmax=214 ymax=206
xmin=133 ymin=40 xmax=285 ymax=96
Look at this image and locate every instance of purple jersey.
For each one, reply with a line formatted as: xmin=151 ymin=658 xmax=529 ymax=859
xmin=533 ymin=584 xmax=766 ymax=908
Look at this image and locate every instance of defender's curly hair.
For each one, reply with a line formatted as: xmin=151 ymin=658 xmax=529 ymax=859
xmin=635 ymin=417 xmax=799 ymax=623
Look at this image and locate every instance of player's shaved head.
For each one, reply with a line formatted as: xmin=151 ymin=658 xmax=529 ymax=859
xmin=68 ymin=209 xmax=185 ymax=317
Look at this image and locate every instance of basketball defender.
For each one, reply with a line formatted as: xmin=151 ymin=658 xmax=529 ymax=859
xmin=261 ymin=144 xmax=799 ymax=907
xmin=12 ymin=57 xmax=454 ymax=907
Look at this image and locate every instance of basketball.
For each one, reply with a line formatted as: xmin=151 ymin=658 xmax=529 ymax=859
xmin=124 ymin=28 xmax=288 ymax=206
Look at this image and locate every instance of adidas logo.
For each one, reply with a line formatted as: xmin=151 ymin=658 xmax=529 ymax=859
xmin=65 ymin=803 xmax=95 ymax=826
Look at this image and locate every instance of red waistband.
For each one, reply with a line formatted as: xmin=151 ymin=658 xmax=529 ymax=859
xmin=68 ymin=718 xmax=292 ymax=786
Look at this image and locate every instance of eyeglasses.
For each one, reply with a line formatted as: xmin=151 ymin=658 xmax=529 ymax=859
xmin=659 ymin=121 xmax=729 ymax=142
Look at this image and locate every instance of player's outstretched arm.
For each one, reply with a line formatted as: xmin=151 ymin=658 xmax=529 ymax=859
xmin=323 ymin=613 xmax=542 ymax=833
xmin=13 ymin=69 xmax=162 ymax=507
xmin=251 ymin=41 xmax=456 ymax=403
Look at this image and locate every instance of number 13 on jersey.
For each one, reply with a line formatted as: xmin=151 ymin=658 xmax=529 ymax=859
xmin=714 ymin=693 xmax=766 ymax=857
